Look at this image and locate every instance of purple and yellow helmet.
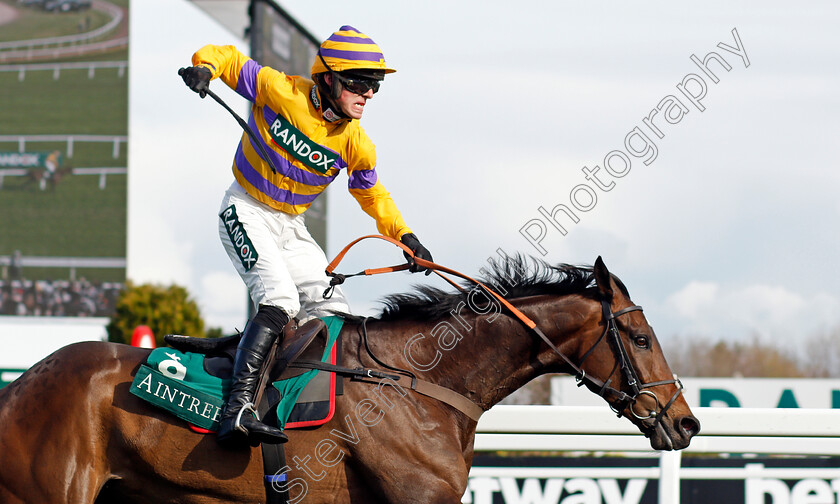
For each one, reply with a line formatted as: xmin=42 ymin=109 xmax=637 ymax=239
xmin=311 ymin=25 xmax=396 ymax=77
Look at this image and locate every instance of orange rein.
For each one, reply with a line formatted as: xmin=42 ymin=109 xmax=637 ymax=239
xmin=324 ymin=234 xmax=538 ymax=330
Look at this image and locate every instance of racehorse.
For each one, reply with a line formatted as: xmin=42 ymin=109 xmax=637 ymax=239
xmin=21 ymin=164 xmax=72 ymax=191
xmin=0 ymin=256 xmax=699 ymax=503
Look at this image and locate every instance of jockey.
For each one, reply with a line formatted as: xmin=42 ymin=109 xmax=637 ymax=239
xmin=41 ymin=150 xmax=60 ymax=190
xmin=180 ymin=26 xmax=433 ymax=445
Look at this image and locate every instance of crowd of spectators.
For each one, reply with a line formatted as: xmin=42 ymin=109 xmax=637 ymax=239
xmin=0 ymin=278 xmax=122 ymax=317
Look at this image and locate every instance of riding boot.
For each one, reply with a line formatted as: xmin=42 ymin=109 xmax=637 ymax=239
xmin=217 ymin=321 xmax=289 ymax=446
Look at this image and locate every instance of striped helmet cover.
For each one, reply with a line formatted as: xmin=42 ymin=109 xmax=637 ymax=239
xmin=310 ymin=25 xmax=396 ymax=76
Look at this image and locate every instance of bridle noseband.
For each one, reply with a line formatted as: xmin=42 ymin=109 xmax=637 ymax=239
xmin=569 ymin=300 xmax=683 ymax=425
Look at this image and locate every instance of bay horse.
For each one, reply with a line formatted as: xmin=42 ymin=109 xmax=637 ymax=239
xmin=21 ymin=164 xmax=72 ymax=191
xmin=0 ymin=256 xmax=699 ymax=503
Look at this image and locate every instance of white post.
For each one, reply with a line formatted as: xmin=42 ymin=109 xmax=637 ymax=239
xmin=658 ymin=450 xmax=682 ymax=504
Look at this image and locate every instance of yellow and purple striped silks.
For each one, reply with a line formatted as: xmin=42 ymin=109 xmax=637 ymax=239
xmin=310 ymin=25 xmax=396 ymax=75
xmin=191 ymin=44 xmax=411 ymax=240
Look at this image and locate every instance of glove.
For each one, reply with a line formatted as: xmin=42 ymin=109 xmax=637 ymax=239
xmin=400 ymin=233 xmax=434 ymax=275
xmin=179 ymin=66 xmax=212 ymax=98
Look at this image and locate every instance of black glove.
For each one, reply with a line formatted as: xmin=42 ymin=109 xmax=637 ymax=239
xmin=179 ymin=66 xmax=212 ymax=98
xmin=400 ymin=233 xmax=434 ymax=275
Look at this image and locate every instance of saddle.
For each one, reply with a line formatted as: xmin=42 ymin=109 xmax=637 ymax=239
xmin=165 ymin=318 xmax=327 ymax=382
xmin=162 ymin=317 xmax=343 ymax=430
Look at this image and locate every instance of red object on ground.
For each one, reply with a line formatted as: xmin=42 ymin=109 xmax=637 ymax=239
xmin=131 ymin=325 xmax=156 ymax=348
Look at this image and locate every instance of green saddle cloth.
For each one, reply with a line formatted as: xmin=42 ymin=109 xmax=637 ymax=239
xmin=130 ymin=315 xmax=344 ymax=431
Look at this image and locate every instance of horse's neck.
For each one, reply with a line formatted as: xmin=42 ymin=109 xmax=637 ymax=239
xmin=391 ymin=294 xmax=595 ymax=411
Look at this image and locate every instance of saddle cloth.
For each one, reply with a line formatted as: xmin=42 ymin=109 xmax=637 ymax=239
xmin=129 ymin=315 xmax=344 ymax=431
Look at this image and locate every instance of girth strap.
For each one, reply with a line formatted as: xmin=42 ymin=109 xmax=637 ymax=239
xmin=412 ymin=379 xmax=485 ymax=421
xmin=259 ymin=387 xmax=289 ymax=504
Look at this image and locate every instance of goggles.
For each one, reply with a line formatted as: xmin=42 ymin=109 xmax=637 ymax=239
xmin=317 ymin=50 xmax=382 ymax=96
xmin=334 ymin=73 xmax=380 ymax=95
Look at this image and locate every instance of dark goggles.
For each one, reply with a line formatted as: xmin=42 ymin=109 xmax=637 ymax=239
xmin=334 ymin=73 xmax=380 ymax=95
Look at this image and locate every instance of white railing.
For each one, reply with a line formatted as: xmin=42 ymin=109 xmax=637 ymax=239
xmin=0 ymin=256 xmax=125 ymax=269
xmin=72 ymin=167 xmax=126 ymax=189
xmin=0 ymin=135 xmax=127 ymax=158
xmin=0 ymin=167 xmax=126 ymax=189
xmin=0 ymin=255 xmax=125 ymax=280
xmin=0 ymin=60 xmax=128 ymax=80
xmin=471 ymin=406 xmax=840 ymax=504
xmin=0 ymin=37 xmax=129 ymax=62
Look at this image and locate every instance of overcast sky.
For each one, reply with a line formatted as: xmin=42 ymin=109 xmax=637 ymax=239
xmin=129 ymin=1 xmax=840 ymax=351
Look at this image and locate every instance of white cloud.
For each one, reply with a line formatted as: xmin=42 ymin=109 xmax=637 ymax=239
xmin=664 ymin=281 xmax=840 ymax=345
xmin=666 ymin=281 xmax=720 ymax=320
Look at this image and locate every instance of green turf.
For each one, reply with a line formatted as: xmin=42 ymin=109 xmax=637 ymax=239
xmin=0 ymin=159 xmax=127 ymax=280
xmin=0 ymin=69 xmax=128 ymax=134
xmin=0 ymin=172 xmax=127 ymax=251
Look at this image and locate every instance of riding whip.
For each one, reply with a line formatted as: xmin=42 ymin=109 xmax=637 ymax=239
xmin=178 ymin=68 xmax=279 ymax=174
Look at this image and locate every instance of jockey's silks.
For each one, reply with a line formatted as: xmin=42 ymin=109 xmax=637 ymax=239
xmin=192 ymin=44 xmax=411 ymax=239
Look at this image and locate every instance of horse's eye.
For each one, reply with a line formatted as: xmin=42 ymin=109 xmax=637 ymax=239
xmin=634 ymin=335 xmax=650 ymax=349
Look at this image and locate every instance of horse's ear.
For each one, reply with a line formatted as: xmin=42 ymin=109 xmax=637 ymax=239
xmin=593 ymin=256 xmax=614 ymax=301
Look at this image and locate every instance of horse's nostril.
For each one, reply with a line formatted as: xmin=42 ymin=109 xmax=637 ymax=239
xmin=680 ymin=416 xmax=701 ymax=437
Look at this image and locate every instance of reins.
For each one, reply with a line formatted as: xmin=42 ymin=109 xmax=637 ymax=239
xmin=324 ymin=235 xmax=466 ymax=296
xmin=326 ymin=236 xmax=585 ymax=380
xmin=325 ymin=235 xmax=542 ymax=331
xmin=325 ymin=235 xmax=683 ymax=424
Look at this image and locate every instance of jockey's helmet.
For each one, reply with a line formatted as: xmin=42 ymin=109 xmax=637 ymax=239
xmin=311 ymin=25 xmax=395 ymax=85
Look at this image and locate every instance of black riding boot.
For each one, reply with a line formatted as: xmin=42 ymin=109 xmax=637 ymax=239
xmin=217 ymin=321 xmax=289 ymax=445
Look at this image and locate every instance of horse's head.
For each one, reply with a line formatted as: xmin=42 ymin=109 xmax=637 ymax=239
xmin=561 ymin=257 xmax=700 ymax=450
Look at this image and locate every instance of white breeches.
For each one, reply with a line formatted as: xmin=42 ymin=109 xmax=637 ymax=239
xmin=218 ymin=183 xmax=350 ymax=322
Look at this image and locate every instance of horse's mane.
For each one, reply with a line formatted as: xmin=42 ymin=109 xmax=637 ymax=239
xmin=375 ymin=254 xmax=628 ymax=322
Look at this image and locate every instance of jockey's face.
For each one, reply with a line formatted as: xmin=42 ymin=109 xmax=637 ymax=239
xmin=325 ymin=73 xmax=374 ymax=120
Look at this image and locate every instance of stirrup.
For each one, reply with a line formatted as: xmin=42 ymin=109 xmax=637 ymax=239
xmin=234 ymin=402 xmax=259 ymax=434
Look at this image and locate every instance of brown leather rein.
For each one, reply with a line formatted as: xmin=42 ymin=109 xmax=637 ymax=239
xmin=324 ymin=235 xmax=683 ymax=425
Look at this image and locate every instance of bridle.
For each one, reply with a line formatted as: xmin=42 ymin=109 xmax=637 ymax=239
xmin=325 ymin=235 xmax=684 ymax=426
xmin=491 ymin=294 xmax=683 ymax=426
xmin=570 ymin=300 xmax=684 ymax=424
